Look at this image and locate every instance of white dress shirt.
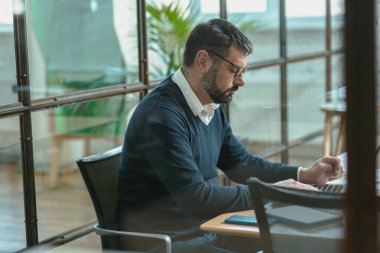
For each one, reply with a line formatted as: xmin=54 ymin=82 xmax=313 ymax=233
xmin=172 ymin=68 xmax=219 ymax=126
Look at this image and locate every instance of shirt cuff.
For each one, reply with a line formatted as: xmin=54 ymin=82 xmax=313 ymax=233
xmin=297 ymin=167 xmax=302 ymax=181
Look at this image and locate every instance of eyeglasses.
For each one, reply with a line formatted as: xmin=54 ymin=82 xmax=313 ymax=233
xmin=208 ymin=50 xmax=248 ymax=78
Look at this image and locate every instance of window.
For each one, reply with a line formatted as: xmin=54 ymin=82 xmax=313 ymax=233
xmin=0 ymin=0 xmax=13 ymax=26
xmin=286 ymin=0 xmax=343 ymax=17
xmin=201 ymin=0 xmax=267 ymax=14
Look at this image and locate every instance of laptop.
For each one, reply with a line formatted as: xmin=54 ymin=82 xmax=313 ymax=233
xmin=266 ymin=204 xmax=343 ymax=227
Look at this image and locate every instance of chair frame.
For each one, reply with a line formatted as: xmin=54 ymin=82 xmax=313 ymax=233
xmin=247 ymin=177 xmax=344 ymax=253
xmin=77 ymin=146 xmax=172 ymax=253
xmin=94 ymin=225 xmax=171 ymax=252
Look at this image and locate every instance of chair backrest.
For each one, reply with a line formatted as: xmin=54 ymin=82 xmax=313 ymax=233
xmin=247 ymin=177 xmax=345 ymax=253
xmin=77 ymin=146 xmax=122 ymax=249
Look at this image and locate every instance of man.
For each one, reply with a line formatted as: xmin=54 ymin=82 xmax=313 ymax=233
xmin=117 ymin=18 xmax=342 ymax=253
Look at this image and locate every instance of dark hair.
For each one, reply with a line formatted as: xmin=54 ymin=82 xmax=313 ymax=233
xmin=183 ymin=18 xmax=253 ymax=67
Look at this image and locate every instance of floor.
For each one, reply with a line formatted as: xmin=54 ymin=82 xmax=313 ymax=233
xmin=0 ymin=164 xmax=101 ymax=253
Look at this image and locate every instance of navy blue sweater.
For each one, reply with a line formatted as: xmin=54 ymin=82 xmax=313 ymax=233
xmin=117 ymin=76 xmax=298 ymax=238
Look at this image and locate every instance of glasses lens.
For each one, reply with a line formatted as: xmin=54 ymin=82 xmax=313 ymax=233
xmin=235 ymin=67 xmax=246 ymax=77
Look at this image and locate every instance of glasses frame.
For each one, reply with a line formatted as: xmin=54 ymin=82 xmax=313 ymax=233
xmin=207 ymin=50 xmax=249 ymax=78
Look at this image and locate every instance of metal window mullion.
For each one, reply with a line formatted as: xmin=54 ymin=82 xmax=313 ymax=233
xmin=30 ymin=83 xmax=147 ymax=111
xmin=219 ymin=0 xmax=229 ymax=121
xmin=279 ymin=0 xmax=288 ymax=163
xmin=219 ymin=0 xmax=227 ymax=19
xmin=137 ymin=0 xmax=149 ymax=98
xmin=12 ymin=1 xmax=38 ymax=247
xmin=325 ymin=0 xmax=332 ymax=95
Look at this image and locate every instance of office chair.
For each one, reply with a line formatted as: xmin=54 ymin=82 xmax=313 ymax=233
xmin=247 ymin=177 xmax=345 ymax=253
xmin=77 ymin=146 xmax=172 ymax=253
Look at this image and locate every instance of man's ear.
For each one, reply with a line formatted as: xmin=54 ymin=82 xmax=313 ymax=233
xmin=194 ymin=50 xmax=212 ymax=75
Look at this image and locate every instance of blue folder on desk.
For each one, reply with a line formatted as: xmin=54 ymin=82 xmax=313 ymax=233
xmin=224 ymin=215 xmax=275 ymax=226
xmin=224 ymin=215 xmax=258 ymax=226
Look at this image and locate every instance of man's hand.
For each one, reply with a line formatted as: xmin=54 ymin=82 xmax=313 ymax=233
xmin=273 ymin=178 xmax=320 ymax=191
xmin=298 ymin=156 xmax=343 ymax=185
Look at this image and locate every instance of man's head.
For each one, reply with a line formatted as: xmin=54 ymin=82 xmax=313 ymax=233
xmin=182 ymin=18 xmax=253 ymax=104
xmin=183 ymin=18 xmax=253 ymax=67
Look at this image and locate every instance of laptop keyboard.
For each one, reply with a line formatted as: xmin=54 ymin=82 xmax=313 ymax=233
xmin=314 ymin=184 xmax=346 ymax=193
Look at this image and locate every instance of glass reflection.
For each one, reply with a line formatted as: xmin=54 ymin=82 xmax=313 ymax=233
xmin=288 ymin=59 xmax=325 ymax=140
xmin=286 ymin=0 xmax=326 ymax=56
xmin=331 ymin=0 xmax=344 ymax=50
xmin=31 ymin=94 xmax=139 ymax=242
xmin=228 ymin=0 xmax=279 ymax=62
xmin=28 ymin=0 xmax=139 ymax=99
xmin=230 ymin=68 xmax=281 ymax=155
xmin=287 ymin=59 xmax=326 ymax=164
xmin=0 ymin=0 xmax=18 ymax=105
xmin=0 ymin=116 xmax=25 ymax=252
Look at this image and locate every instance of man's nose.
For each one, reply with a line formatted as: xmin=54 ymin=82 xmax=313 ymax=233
xmin=233 ymin=74 xmax=245 ymax=86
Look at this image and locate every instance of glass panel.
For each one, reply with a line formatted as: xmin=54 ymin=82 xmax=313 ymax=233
xmin=228 ymin=0 xmax=280 ymax=63
xmin=32 ymin=94 xmax=139 ymax=241
xmin=377 ymin=1 xmax=380 ymax=95
xmin=331 ymin=0 xmax=344 ymax=50
xmin=227 ymin=0 xmax=272 ymax=63
xmin=28 ymin=0 xmax=138 ymax=99
xmin=331 ymin=54 xmax=344 ymax=92
xmin=377 ymin=0 xmax=380 ymax=187
xmin=286 ymin=0 xmax=326 ymax=17
xmin=287 ymin=0 xmax=326 ymax=56
xmin=198 ymin=0 xmax=220 ymax=21
xmin=0 ymin=0 xmax=18 ymax=105
xmin=0 ymin=117 xmax=25 ymax=251
xmin=114 ymin=0 xmax=139 ymax=83
xmin=147 ymin=0 xmax=198 ymax=80
xmin=287 ymin=59 xmax=325 ymax=165
xmin=377 ymin=3 xmax=380 ymax=249
xmin=230 ymin=67 xmax=281 ymax=156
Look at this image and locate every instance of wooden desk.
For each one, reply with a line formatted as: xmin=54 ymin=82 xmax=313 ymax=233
xmin=321 ymin=101 xmax=380 ymax=156
xmin=200 ymin=210 xmax=259 ymax=238
xmin=201 ymin=209 xmax=343 ymax=252
xmin=320 ymin=101 xmax=346 ymax=156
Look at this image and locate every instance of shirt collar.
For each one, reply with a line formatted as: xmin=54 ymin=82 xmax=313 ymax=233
xmin=172 ymin=68 xmax=220 ymax=125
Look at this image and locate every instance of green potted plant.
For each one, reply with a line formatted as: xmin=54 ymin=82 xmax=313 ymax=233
xmin=146 ymin=1 xmax=197 ymax=77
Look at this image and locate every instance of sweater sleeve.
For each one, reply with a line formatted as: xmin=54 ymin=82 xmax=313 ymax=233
xmin=136 ymin=105 xmax=253 ymax=219
xmin=217 ymin=122 xmax=299 ymax=184
xmin=216 ymin=107 xmax=299 ymax=183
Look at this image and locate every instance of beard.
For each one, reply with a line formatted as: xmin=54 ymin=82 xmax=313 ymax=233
xmin=200 ymin=65 xmax=239 ymax=104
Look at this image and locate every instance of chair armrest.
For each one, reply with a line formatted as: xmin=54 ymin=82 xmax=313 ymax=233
xmin=94 ymin=224 xmax=172 ymax=253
